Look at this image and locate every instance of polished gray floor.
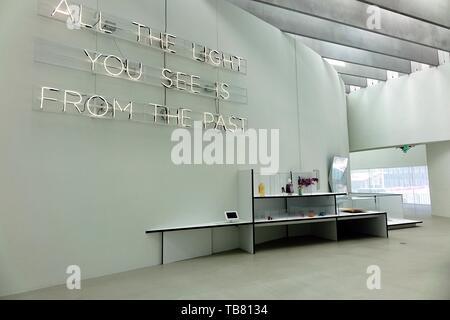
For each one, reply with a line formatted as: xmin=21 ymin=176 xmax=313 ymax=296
xmin=5 ymin=216 xmax=450 ymax=299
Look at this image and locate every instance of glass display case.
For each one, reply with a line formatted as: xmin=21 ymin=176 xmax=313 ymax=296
xmin=253 ymin=171 xmax=292 ymax=196
xmin=335 ymin=193 xmax=422 ymax=228
xmin=241 ymin=170 xmax=388 ymax=245
xmin=336 ymin=193 xmax=403 ymax=218
xmin=253 ymin=195 xmax=338 ymax=222
xmin=253 ymin=170 xmax=320 ymax=197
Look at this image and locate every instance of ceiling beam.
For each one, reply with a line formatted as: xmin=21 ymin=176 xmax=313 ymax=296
xmin=293 ymin=35 xmax=411 ymax=74
xmin=345 ymin=85 xmax=351 ymax=94
xmin=329 ymin=61 xmax=387 ymax=81
xmin=249 ymin=0 xmax=450 ymax=51
xmin=358 ymin=0 xmax=450 ymax=29
xmin=339 ymin=74 xmax=368 ymax=88
xmin=228 ymin=0 xmax=440 ymax=65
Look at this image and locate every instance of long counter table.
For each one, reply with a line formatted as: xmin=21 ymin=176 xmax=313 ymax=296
xmin=146 ymin=211 xmax=388 ymax=264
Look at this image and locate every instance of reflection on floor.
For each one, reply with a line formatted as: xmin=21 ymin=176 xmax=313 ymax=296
xmin=4 ymin=216 xmax=450 ymax=300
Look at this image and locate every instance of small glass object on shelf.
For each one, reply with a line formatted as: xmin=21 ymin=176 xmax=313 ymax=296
xmin=307 ymin=209 xmax=316 ymax=217
xmin=258 ymin=182 xmax=265 ymax=197
xmin=286 ymin=179 xmax=294 ymax=194
xmin=298 ymin=176 xmax=319 ymax=195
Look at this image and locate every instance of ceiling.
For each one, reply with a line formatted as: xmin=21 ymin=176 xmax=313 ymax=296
xmin=227 ymin=0 xmax=450 ymax=93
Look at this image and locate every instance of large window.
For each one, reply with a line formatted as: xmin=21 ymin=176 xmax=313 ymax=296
xmin=351 ymin=166 xmax=431 ymax=205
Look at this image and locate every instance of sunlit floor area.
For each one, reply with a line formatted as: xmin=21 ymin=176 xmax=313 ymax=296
xmin=5 ymin=216 xmax=450 ymax=300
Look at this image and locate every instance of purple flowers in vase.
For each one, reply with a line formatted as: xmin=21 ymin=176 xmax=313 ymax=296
xmin=297 ymin=177 xmax=319 ymax=195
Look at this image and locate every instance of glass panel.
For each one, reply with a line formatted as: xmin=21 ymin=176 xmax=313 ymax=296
xmin=253 ymin=195 xmax=338 ymax=222
xmin=253 ymin=172 xmax=291 ymax=196
xmin=411 ymin=166 xmax=431 ymax=205
xmin=350 ymin=166 xmax=431 ymax=206
xmin=351 ymin=169 xmax=370 ymax=192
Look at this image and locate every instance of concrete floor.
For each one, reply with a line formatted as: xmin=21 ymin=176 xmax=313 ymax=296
xmin=5 ymin=216 xmax=450 ymax=300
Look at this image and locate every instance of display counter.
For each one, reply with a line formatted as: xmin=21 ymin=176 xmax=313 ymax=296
xmin=146 ymin=170 xmax=389 ymax=264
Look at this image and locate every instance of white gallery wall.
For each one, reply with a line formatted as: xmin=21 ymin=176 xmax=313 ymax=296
xmin=0 ymin=0 xmax=348 ymax=296
xmin=350 ymin=145 xmax=428 ymax=170
xmin=347 ymin=63 xmax=450 ymax=152
xmin=347 ymin=59 xmax=450 ymax=220
xmin=426 ymin=142 xmax=450 ymax=218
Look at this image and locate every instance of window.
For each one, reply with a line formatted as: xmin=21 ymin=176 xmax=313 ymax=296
xmin=351 ymin=166 xmax=431 ymax=205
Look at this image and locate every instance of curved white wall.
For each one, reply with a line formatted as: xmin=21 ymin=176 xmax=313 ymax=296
xmin=0 ymin=0 xmax=348 ymax=296
xmin=347 ymin=63 xmax=450 ymax=152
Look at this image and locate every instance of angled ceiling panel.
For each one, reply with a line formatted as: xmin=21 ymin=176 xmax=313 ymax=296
xmin=253 ymin=0 xmax=450 ymax=51
xmin=228 ymin=0 xmax=439 ymax=65
xmin=345 ymin=85 xmax=351 ymax=94
xmin=293 ymin=35 xmax=412 ymax=74
xmin=359 ymin=0 xmax=450 ymax=29
xmin=329 ymin=61 xmax=387 ymax=81
xmin=339 ymin=74 xmax=368 ymax=87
